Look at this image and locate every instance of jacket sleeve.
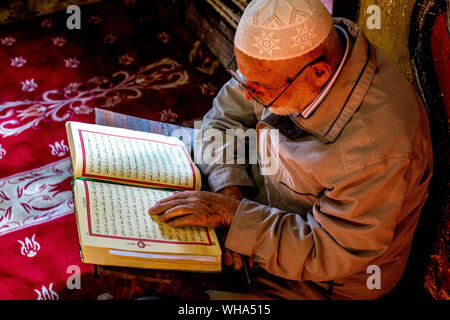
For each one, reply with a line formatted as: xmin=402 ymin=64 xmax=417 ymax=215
xmin=198 ymin=78 xmax=260 ymax=192
xmin=225 ymin=155 xmax=425 ymax=281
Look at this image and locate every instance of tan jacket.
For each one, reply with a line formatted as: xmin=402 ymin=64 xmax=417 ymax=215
xmin=199 ymin=19 xmax=433 ymax=299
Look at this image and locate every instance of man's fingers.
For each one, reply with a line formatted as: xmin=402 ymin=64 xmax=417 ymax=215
xmin=148 ymin=191 xmax=201 ymax=214
xmin=156 ymin=192 xmax=191 ymax=204
xmin=148 ymin=199 xmax=188 ymax=215
xmin=223 ymin=249 xmax=233 ymax=266
xmin=223 ymin=248 xmax=243 ymax=270
xmin=159 ymin=205 xmax=196 ymax=223
xmin=166 ymin=214 xmax=198 ymax=228
xmin=231 ymin=252 xmax=243 ymax=270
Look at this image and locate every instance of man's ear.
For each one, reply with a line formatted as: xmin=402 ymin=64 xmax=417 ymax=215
xmin=310 ymin=61 xmax=332 ymax=88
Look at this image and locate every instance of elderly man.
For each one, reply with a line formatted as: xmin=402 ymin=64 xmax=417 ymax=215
xmin=149 ymin=0 xmax=433 ymax=299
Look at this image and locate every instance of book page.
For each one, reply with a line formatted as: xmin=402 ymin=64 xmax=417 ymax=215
xmin=66 ymin=121 xmax=201 ymax=191
xmin=95 ymin=108 xmax=197 ymax=156
xmin=73 ymin=179 xmax=221 ymax=257
xmin=108 ymin=250 xmax=217 ymax=262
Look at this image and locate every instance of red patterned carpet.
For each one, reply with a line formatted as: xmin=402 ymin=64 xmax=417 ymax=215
xmin=0 ymin=0 xmax=228 ymax=299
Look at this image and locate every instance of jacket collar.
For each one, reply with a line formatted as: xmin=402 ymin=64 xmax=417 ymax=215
xmin=299 ymin=24 xmax=351 ymax=119
xmin=288 ymin=18 xmax=377 ymax=143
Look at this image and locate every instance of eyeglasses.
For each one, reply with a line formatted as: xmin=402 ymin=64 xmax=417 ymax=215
xmin=227 ymin=55 xmax=326 ymax=109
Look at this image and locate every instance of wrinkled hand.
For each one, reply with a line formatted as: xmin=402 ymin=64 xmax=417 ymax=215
xmin=148 ymin=191 xmax=240 ymax=228
xmin=218 ymin=185 xmax=244 ymax=201
xmin=218 ymin=186 xmax=244 ymax=270
xmin=220 ymin=231 xmax=243 ymax=270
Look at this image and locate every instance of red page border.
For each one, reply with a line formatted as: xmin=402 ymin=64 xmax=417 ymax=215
xmin=79 ymin=129 xmax=197 ymax=191
xmin=82 ymin=180 xmax=213 ymax=246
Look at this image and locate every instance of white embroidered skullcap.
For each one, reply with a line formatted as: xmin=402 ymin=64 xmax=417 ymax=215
xmin=235 ymin=0 xmax=333 ymax=60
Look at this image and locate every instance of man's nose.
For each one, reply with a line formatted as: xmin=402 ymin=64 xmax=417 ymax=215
xmin=243 ymin=85 xmax=267 ymax=101
xmin=243 ymin=90 xmax=253 ymax=101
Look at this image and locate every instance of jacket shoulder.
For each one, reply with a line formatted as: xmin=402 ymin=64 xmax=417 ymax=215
xmin=336 ymin=48 xmax=431 ymax=175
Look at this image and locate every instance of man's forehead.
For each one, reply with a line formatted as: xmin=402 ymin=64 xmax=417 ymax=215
xmin=235 ymin=49 xmax=303 ymax=83
xmin=238 ymin=60 xmax=282 ymax=84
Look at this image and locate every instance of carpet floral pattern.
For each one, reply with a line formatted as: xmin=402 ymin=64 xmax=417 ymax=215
xmin=0 ymin=0 xmax=229 ymax=299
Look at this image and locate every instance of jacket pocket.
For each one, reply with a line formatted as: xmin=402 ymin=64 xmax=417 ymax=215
xmin=276 ymin=179 xmax=323 ymax=214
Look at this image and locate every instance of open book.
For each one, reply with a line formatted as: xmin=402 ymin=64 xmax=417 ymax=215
xmin=66 ymin=121 xmax=222 ymax=272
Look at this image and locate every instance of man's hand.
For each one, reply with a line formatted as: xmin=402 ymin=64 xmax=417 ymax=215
xmin=218 ymin=186 xmax=244 ymax=270
xmin=148 ymin=191 xmax=240 ymax=228
xmin=221 ymin=232 xmax=244 ymax=270
xmin=217 ymin=185 xmax=244 ymax=201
